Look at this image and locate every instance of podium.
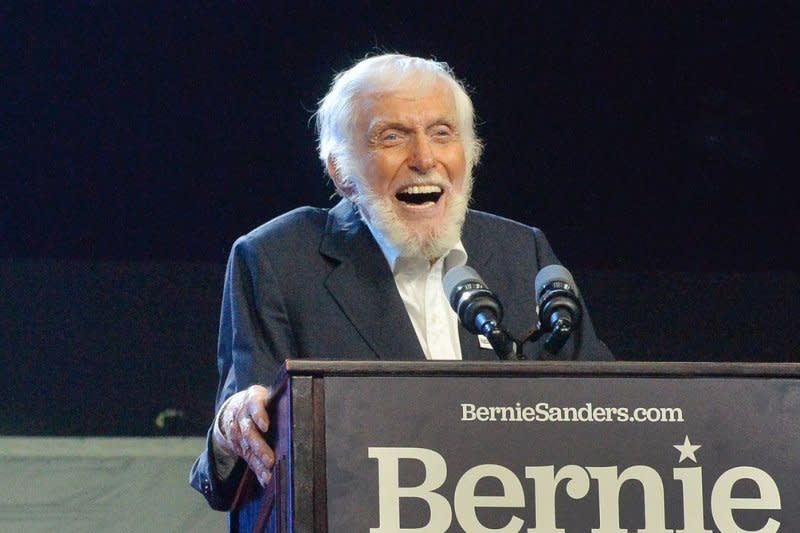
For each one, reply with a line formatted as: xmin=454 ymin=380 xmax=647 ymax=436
xmin=231 ymin=360 xmax=800 ymax=532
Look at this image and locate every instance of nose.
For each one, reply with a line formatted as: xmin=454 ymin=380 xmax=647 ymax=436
xmin=408 ymin=134 xmax=435 ymax=173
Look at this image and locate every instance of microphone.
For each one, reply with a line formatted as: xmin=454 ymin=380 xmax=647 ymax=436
xmin=535 ymin=264 xmax=582 ymax=353
xmin=443 ymin=265 xmax=519 ymax=360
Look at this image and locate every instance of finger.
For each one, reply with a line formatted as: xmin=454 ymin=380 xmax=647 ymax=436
xmin=238 ymin=414 xmax=275 ymax=468
xmin=246 ymin=384 xmax=270 ymax=402
xmin=239 ymin=440 xmax=271 ymax=487
xmin=237 ymin=421 xmax=275 ymax=487
xmin=237 ymin=415 xmax=255 ymax=455
xmin=247 ymin=431 xmax=275 ymax=469
xmin=241 ymin=384 xmax=271 ymax=433
xmin=250 ymin=461 xmax=272 ymax=488
xmin=246 ymin=397 xmax=271 ymax=433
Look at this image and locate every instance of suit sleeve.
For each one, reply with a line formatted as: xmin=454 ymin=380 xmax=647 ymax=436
xmin=529 ymin=228 xmax=614 ymax=361
xmin=190 ymin=235 xmax=297 ymax=511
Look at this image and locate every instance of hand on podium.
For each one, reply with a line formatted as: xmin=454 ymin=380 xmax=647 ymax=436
xmin=213 ymin=385 xmax=276 ymax=487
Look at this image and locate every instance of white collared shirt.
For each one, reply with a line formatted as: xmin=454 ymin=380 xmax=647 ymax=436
xmin=365 ymin=223 xmax=467 ymax=360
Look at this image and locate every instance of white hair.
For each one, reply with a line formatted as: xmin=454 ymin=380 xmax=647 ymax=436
xmin=315 ymin=53 xmax=483 ymax=189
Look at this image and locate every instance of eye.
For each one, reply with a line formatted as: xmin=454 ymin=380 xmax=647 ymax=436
xmin=430 ymin=125 xmax=454 ymax=141
xmin=378 ymin=130 xmax=405 ymax=146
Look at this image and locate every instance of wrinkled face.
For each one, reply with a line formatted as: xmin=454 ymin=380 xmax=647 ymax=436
xmin=342 ymin=77 xmax=470 ymax=259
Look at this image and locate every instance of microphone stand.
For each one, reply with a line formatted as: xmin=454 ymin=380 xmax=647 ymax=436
xmin=474 ymin=311 xmax=525 ymax=360
xmin=543 ymin=318 xmax=573 ymax=354
xmin=520 ymin=318 xmax=574 ymax=358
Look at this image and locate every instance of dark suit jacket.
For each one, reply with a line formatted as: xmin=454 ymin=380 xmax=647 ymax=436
xmin=190 ymin=198 xmax=613 ymax=510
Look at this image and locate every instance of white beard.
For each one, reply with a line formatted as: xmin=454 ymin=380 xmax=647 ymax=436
xmin=352 ymin=172 xmax=472 ymax=262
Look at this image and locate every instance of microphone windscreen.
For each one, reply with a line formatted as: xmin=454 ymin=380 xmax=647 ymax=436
xmin=443 ymin=265 xmax=485 ymax=302
xmin=535 ymin=264 xmax=580 ymax=298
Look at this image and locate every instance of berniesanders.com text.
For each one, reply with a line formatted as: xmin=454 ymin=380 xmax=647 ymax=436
xmin=460 ymin=402 xmax=684 ymax=423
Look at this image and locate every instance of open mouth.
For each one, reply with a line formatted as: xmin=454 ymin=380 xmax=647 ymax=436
xmin=395 ymin=185 xmax=444 ymax=205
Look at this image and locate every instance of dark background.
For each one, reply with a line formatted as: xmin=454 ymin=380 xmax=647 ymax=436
xmin=2 ymin=3 xmax=798 ymax=435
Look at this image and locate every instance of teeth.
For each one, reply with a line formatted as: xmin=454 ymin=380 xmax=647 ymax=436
xmin=400 ymin=185 xmax=443 ymax=195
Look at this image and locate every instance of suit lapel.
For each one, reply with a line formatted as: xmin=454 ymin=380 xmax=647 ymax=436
xmin=458 ymin=213 xmax=501 ymax=361
xmin=320 ymin=200 xmax=426 ymax=361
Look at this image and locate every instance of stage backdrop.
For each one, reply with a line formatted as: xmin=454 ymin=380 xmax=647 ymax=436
xmin=1 ymin=258 xmax=797 ymax=436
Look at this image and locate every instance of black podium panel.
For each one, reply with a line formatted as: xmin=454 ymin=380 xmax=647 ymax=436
xmin=326 ymin=374 xmax=797 ymax=532
xmin=235 ymin=361 xmax=800 ymax=533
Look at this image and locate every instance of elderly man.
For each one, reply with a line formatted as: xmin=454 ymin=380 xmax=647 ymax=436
xmin=190 ymin=53 xmax=613 ymax=511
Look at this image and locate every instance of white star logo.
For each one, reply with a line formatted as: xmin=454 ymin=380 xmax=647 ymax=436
xmin=674 ymin=435 xmax=702 ymax=463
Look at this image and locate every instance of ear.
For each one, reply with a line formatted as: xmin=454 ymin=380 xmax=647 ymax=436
xmin=327 ymin=155 xmax=356 ymax=199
